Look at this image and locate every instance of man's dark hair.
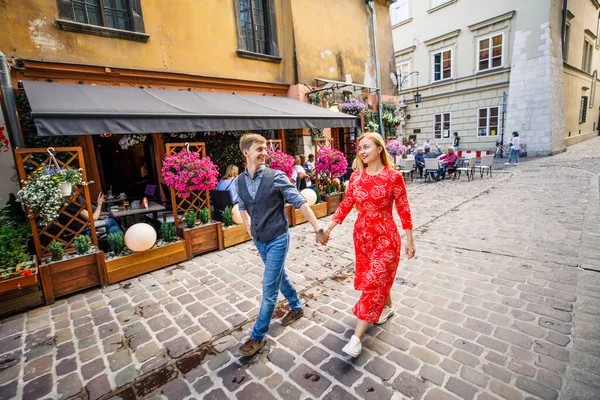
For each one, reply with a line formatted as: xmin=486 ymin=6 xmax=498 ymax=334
xmin=453 ymin=132 xmax=458 ymax=136
xmin=512 ymin=131 xmax=519 ymax=137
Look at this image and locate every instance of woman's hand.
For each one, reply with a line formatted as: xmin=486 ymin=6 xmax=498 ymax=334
xmin=405 ymin=239 xmax=416 ymax=259
xmin=97 ymin=192 xmax=106 ymax=206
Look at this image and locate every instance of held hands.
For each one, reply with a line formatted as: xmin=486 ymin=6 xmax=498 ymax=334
xmin=315 ymin=230 xmax=329 ymax=246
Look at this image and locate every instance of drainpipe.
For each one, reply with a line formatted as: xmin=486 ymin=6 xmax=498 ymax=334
xmin=0 ymin=52 xmax=24 ymax=149
xmin=365 ymin=0 xmax=385 ymax=138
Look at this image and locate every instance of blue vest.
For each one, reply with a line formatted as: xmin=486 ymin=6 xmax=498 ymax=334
xmin=237 ymin=168 xmax=288 ymax=242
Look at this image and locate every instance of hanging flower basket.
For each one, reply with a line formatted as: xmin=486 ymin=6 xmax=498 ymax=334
xmin=58 ymin=182 xmax=72 ymax=197
xmin=118 ymin=134 xmax=147 ymax=150
xmin=338 ymin=99 xmax=366 ymax=116
xmin=265 ymin=148 xmax=295 ymax=179
xmin=162 ymin=150 xmax=219 ymax=199
xmin=386 ymin=139 xmax=407 ymax=157
xmin=315 ymin=147 xmax=348 ymax=189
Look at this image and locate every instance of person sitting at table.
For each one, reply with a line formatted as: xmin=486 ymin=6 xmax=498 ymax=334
xmin=435 ymin=147 xmax=458 ymax=181
xmin=414 ymin=148 xmax=425 ymax=178
xmin=293 ymin=156 xmax=310 ymax=190
xmin=423 ymin=142 xmax=443 ymax=181
xmin=56 ymin=193 xmax=121 ymax=239
xmin=216 ymin=165 xmax=239 ymax=203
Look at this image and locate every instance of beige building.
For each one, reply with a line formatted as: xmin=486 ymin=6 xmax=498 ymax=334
xmin=390 ymin=0 xmax=600 ymax=155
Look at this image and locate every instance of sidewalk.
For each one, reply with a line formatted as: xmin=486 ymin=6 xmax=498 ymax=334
xmin=1 ymin=138 xmax=599 ymax=399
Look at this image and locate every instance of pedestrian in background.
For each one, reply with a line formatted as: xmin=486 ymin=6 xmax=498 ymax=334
xmin=505 ymin=131 xmax=520 ymax=166
xmin=453 ymin=132 xmax=461 ymax=152
xmin=324 ymin=132 xmax=415 ymax=358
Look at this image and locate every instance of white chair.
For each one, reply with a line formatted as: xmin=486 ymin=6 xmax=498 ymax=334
xmin=456 ymin=156 xmax=477 ymax=181
xmin=402 ymin=159 xmax=415 ymax=182
xmin=475 ymin=155 xmax=494 ymax=178
xmin=424 ymin=158 xmax=439 ymax=182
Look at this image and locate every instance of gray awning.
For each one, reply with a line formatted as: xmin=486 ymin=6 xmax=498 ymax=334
xmin=23 ymin=81 xmax=356 ymax=136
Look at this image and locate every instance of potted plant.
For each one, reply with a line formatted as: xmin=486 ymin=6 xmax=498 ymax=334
xmin=386 ymin=139 xmax=407 ymax=164
xmin=104 ymin=222 xmax=186 ymax=284
xmin=40 ymin=235 xmax=107 ymax=304
xmin=338 ymin=98 xmax=366 ymax=116
xmin=315 ymin=148 xmax=348 ymax=215
xmin=219 ymin=205 xmax=252 ymax=248
xmin=107 ymin=231 xmax=125 ymax=255
xmin=162 ymin=150 xmax=219 ymax=199
xmin=265 ymin=147 xmax=295 ymax=179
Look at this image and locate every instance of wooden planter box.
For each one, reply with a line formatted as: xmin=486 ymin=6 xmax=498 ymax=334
xmin=105 ymin=240 xmax=187 ymax=284
xmin=294 ymin=202 xmax=328 ymax=225
xmin=40 ymin=252 xmax=108 ymax=304
xmin=284 ymin=204 xmax=295 ymax=227
xmin=322 ymin=193 xmax=343 ymax=215
xmin=178 ymin=222 xmax=224 ymax=259
xmin=0 ymin=267 xmax=44 ymax=318
xmin=221 ymin=224 xmax=252 ymax=248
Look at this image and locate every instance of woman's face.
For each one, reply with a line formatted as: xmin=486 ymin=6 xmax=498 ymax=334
xmin=357 ymin=138 xmax=381 ymax=165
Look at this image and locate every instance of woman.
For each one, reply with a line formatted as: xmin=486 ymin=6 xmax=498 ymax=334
xmin=216 ymin=165 xmax=239 ymax=203
xmin=324 ymin=132 xmax=415 ymax=357
xmin=506 ymin=131 xmax=520 ymax=166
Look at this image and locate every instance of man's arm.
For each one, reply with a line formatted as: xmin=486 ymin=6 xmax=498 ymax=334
xmin=240 ymin=209 xmax=252 ymax=238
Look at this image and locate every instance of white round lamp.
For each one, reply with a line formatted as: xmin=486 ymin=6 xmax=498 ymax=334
xmin=300 ymin=188 xmax=317 ymax=206
xmin=125 ymin=223 xmax=157 ymax=252
xmin=232 ymin=204 xmax=244 ymax=225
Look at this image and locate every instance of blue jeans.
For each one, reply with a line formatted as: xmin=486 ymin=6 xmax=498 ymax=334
xmin=508 ymin=149 xmax=520 ymax=163
xmin=251 ymin=231 xmax=301 ymax=342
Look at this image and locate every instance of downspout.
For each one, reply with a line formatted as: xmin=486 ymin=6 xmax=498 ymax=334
xmin=561 ymin=0 xmax=567 ymax=48
xmin=0 ymin=52 xmax=24 ymax=149
xmin=365 ymin=0 xmax=385 ymax=138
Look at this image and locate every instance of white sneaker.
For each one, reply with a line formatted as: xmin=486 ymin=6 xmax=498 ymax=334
xmin=342 ymin=335 xmax=362 ymax=358
xmin=375 ymin=306 xmax=395 ymax=325
xmin=504 ymin=162 xmax=510 ymax=165
xmin=515 ymin=163 xmax=519 ymax=166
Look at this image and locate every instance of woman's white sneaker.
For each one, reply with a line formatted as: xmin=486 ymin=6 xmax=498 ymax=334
xmin=375 ymin=306 xmax=394 ymax=325
xmin=342 ymin=335 xmax=362 ymax=358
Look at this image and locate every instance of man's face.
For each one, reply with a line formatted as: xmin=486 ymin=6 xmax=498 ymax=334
xmin=243 ymin=141 xmax=267 ymax=167
xmin=309 ymin=156 xmax=314 ymax=162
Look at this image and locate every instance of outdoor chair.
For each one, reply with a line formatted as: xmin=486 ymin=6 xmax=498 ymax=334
xmin=144 ymin=184 xmax=158 ymax=200
xmin=456 ymin=156 xmax=477 ymax=181
xmin=210 ymin=190 xmax=234 ymax=222
xmin=446 ymin=157 xmax=463 ymax=180
xmin=401 ymin=159 xmax=415 ymax=182
xmin=474 ymin=154 xmax=494 ymax=178
xmin=424 ymin=158 xmax=439 ymax=182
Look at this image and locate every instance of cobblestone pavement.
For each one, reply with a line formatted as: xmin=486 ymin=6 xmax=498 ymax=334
xmin=1 ymin=139 xmax=599 ymax=400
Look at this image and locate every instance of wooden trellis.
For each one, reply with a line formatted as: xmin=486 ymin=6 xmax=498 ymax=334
xmin=164 ymin=142 xmax=211 ymax=227
xmin=314 ymin=137 xmax=334 ymax=192
xmin=14 ymin=147 xmax=97 ymax=260
xmin=268 ymin=139 xmax=282 ymax=150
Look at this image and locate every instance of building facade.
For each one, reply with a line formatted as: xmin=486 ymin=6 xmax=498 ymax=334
xmin=390 ymin=0 xmax=600 ymax=155
xmin=0 ymin=0 xmax=395 ymax=205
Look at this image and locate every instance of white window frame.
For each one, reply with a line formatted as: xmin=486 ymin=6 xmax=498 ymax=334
xmin=564 ymin=22 xmax=571 ymax=62
xmin=398 ymin=61 xmax=411 ymax=89
xmin=390 ymin=0 xmax=410 ymax=26
xmin=432 ymin=0 xmax=451 ymax=7
xmin=477 ymin=33 xmax=504 ymax=72
xmin=432 ymin=48 xmax=453 ymax=82
xmin=433 ymin=113 xmax=451 ymax=139
xmin=477 ymin=107 xmax=500 ymax=137
xmin=583 ymin=39 xmax=594 ymax=73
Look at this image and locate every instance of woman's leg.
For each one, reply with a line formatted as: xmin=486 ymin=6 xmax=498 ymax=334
xmin=515 ymin=149 xmax=520 ymax=164
xmin=508 ymin=149 xmax=514 ymax=163
xmin=354 ymin=319 xmax=371 ymax=340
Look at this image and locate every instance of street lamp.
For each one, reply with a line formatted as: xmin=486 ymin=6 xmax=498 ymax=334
xmin=397 ymin=71 xmax=421 ymax=104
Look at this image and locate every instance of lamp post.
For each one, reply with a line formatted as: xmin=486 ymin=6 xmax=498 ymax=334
xmin=397 ymin=71 xmax=421 ymax=104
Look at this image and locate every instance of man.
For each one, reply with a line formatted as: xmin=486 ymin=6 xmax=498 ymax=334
xmin=235 ymin=134 xmax=328 ymax=357
xmin=423 ymin=142 xmax=443 ymax=181
xmin=293 ymin=155 xmax=310 ymax=190
xmin=435 ymin=147 xmax=458 ymax=181
xmin=303 ymin=154 xmax=315 ymax=173
xmin=423 ymin=139 xmax=431 ymax=152
xmin=414 ymin=148 xmax=425 ymax=178
xmin=453 ymin=132 xmax=461 ymax=152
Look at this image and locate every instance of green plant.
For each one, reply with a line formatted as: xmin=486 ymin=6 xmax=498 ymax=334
xmin=314 ymin=187 xmax=322 ymax=204
xmin=48 ymin=240 xmax=64 ymax=261
xmin=56 ymin=167 xmax=85 ymax=186
xmin=222 ymin=206 xmax=235 ymax=227
xmin=198 ymin=207 xmax=210 ymax=225
xmin=0 ymin=224 xmax=30 ymax=269
xmin=340 ymin=182 xmax=347 ymax=193
xmin=107 ymin=231 xmax=125 ymax=254
xmin=73 ymin=235 xmax=91 ymax=255
xmin=161 ymin=222 xmax=177 ymax=242
xmin=184 ymin=211 xmax=197 ymax=229
xmin=310 ymin=128 xmax=325 ymax=144
xmin=308 ymin=92 xmax=321 ymax=106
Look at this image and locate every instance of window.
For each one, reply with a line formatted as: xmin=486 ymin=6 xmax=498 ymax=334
xmin=433 ymin=49 xmax=452 ymax=81
xmin=398 ymin=62 xmax=411 ymax=89
xmin=432 ymin=0 xmax=451 ymax=7
xmin=238 ymin=0 xmax=274 ymax=56
xmin=478 ymin=107 xmax=500 ymax=136
xmin=563 ymin=23 xmax=570 ymax=62
xmin=580 ymin=96 xmax=588 ymax=124
xmin=478 ymin=34 xmax=503 ymax=71
xmin=72 ymin=0 xmax=131 ymax=30
xmin=390 ymin=0 xmax=409 ymax=26
xmin=582 ymin=39 xmax=593 ymax=73
xmin=434 ymin=113 xmax=451 ymax=139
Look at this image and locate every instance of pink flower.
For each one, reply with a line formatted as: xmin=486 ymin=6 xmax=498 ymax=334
xmin=315 ymin=148 xmax=348 ymax=178
xmin=265 ymin=148 xmax=295 ymax=179
xmin=162 ymin=151 xmax=219 ymax=198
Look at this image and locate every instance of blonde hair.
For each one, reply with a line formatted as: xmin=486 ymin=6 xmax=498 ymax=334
xmin=353 ymin=132 xmax=395 ymax=171
xmin=239 ymin=133 xmax=266 ymax=152
xmin=222 ymin=165 xmax=239 ymax=180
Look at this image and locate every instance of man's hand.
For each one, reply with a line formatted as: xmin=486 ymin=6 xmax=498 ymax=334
xmin=315 ymin=230 xmax=329 ymax=246
xmin=97 ymin=192 xmax=106 ymax=206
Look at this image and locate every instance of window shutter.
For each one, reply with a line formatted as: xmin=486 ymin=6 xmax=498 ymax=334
xmin=130 ymin=0 xmax=145 ymax=33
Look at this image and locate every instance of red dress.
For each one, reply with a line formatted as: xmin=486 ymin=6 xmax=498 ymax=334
xmin=332 ymin=167 xmax=413 ymax=322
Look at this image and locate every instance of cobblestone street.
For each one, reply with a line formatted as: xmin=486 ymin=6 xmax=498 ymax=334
xmin=1 ymin=138 xmax=599 ymax=400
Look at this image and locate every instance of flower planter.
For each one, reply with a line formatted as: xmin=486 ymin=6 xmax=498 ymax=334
xmin=58 ymin=182 xmax=72 ymax=197
xmin=221 ymin=224 xmax=252 ymax=248
xmin=322 ymin=193 xmax=343 ymax=215
xmin=284 ymin=204 xmax=295 ymax=227
xmin=39 ymin=251 xmax=107 ymax=304
xmin=177 ymin=221 xmax=224 ymax=259
xmin=0 ymin=267 xmax=44 ymax=318
xmin=105 ymin=240 xmax=187 ymax=284
xmin=294 ymin=202 xmax=328 ymax=225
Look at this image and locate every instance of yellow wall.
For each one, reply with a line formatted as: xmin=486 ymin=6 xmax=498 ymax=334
xmin=291 ymin=0 xmax=396 ymax=94
xmin=0 ymin=0 xmax=295 ymax=84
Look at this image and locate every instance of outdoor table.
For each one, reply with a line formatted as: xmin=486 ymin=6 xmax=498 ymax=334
xmin=103 ymin=196 xmax=125 ymax=211
xmin=110 ymin=201 xmax=166 ymax=228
